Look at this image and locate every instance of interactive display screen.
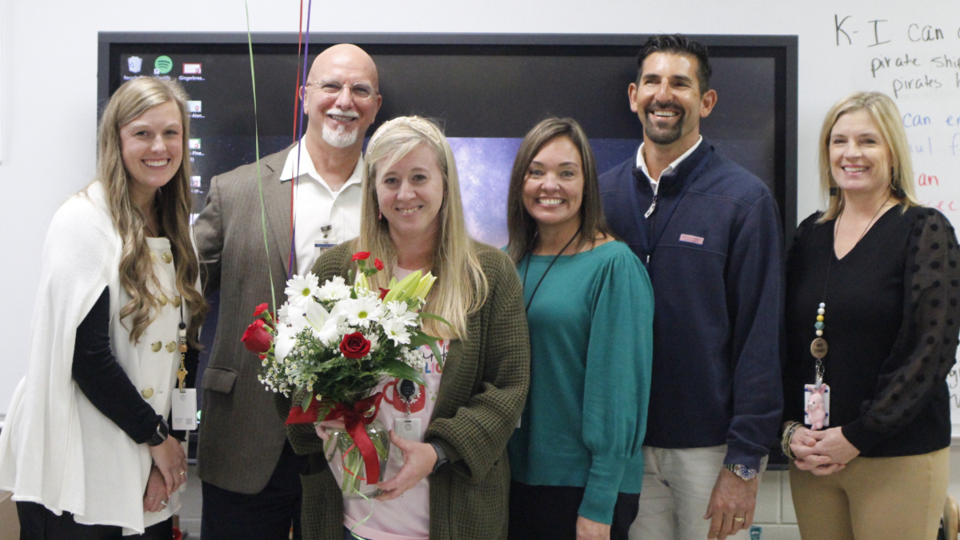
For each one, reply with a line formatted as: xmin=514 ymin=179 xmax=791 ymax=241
xmin=100 ymin=33 xmax=798 ymax=248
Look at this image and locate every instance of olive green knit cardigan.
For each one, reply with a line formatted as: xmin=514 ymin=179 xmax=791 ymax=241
xmin=280 ymin=240 xmax=530 ymax=540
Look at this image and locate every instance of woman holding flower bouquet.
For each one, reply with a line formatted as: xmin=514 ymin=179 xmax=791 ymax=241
xmin=280 ymin=116 xmax=530 ymax=540
xmin=0 ymin=77 xmax=207 ymax=538
xmin=505 ymin=118 xmax=653 ymax=540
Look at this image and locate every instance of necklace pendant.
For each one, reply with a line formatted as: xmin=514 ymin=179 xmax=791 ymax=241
xmin=810 ymin=337 xmax=828 ymax=358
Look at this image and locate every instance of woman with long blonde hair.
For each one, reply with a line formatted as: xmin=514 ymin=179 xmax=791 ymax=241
xmin=285 ymin=116 xmax=530 ymax=540
xmin=0 ymin=76 xmax=207 ymax=539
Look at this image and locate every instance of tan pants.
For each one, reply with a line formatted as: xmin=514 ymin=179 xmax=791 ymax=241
xmin=790 ymin=447 xmax=949 ymax=540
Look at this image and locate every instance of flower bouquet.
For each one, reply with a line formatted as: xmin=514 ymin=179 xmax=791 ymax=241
xmin=243 ymin=252 xmax=444 ymax=498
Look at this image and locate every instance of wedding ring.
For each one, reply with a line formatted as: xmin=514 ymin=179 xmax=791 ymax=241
xmin=734 ymin=517 xmax=745 ymax=522
xmin=179 ymin=470 xmax=186 ymax=476
xmin=149 ymin=496 xmax=156 ymax=500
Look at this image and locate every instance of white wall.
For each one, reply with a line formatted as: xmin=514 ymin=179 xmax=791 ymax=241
xmin=0 ymin=0 xmax=895 ymax=415
xmin=3 ymin=1 xmax=960 ymax=536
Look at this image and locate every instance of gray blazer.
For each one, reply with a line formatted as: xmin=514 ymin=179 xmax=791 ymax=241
xmin=193 ymin=147 xmax=299 ymax=493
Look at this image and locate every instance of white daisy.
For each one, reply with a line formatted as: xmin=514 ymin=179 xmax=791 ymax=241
xmin=317 ymin=275 xmax=352 ymax=302
xmin=337 ymin=296 xmax=384 ymax=328
xmin=277 ymin=301 xmax=292 ymax=323
xmin=384 ymin=300 xmax=419 ymax=327
xmin=383 ymin=318 xmax=412 ymax=346
xmin=285 ymin=274 xmax=320 ymax=307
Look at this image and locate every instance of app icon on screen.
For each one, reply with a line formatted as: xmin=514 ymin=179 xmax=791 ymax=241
xmin=187 ymin=101 xmax=202 ymax=113
xmin=191 ymin=176 xmax=202 ymax=188
xmin=183 ymin=63 xmax=202 ymax=75
xmin=154 ymin=56 xmax=173 ymax=75
xmin=128 ymin=56 xmax=143 ymax=73
xmin=189 ymin=139 xmax=202 ymax=150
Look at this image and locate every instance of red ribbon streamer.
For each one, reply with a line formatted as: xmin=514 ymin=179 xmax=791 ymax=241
xmin=286 ymin=393 xmax=385 ymax=484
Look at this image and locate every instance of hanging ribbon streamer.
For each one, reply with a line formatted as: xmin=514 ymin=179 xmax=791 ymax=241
xmin=244 ymin=0 xmax=277 ymax=315
xmin=288 ymin=0 xmax=315 ymax=278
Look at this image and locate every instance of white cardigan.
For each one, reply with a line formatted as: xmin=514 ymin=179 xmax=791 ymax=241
xmin=0 ymin=181 xmax=185 ymax=534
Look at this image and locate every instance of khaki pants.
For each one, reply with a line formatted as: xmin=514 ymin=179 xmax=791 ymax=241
xmin=630 ymin=445 xmax=767 ymax=540
xmin=790 ymin=447 xmax=949 ymax=540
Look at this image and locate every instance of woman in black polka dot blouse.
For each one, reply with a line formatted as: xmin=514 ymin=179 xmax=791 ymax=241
xmin=781 ymin=91 xmax=960 ymax=540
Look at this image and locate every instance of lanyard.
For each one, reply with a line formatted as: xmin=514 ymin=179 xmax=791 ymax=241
xmin=629 ymin=151 xmax=711 ymax=267
xmin=521 ymin=226 xmax=582 ymax=313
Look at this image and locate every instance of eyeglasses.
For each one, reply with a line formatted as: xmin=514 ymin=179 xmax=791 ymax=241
xmin=304 ymin=81 xmax=378 ymax=100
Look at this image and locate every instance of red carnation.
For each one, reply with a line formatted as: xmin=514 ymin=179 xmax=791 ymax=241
xmin=339 ymin=332 xmax=372 ymax=359
xmin=374 ymin=258 xmax=384 ymax=271
xmin=379 ymin=287 xmax=390 ymax=301
xmin=351 ymin=251 xmax=371 ymax=261
xmin=242 ymin=319 xmax=272 ymax=354
xmin=253 ymin=303 xmax=269 ymax=317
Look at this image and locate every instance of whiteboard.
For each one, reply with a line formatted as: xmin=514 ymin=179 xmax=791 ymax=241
xmin=804 ymin=13 xmax=960 ymax=440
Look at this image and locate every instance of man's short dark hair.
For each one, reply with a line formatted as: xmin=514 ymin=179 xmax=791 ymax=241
xmin=635 ymin=34 xmax=712 ymax=95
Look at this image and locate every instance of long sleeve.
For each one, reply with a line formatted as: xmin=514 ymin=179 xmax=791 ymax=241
xmin=72 ymin=286 xmax=161 ymax=444
xmin=425 ymin=247 xmax=530 ymax=480
xmin=782 ymin=215 xmax=817 ymax=426
xmin=194 ymin=172 xmax=225 ymax=295
xmin=724 ymin=194 xmax=784 ymax=468
xmin=579 ymin=250 xmax=653 ymax=524
xmin=843 ymin=209 xmax=960 ymax=451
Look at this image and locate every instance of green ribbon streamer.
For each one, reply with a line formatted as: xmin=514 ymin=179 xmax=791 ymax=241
xmin=244 ymin=0 xmax=277 ymax=315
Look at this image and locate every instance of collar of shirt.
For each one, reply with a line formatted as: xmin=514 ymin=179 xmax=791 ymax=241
xmin=635 ymin=135 xmax=703 ymax=194
xmin=279 ymin=139 xmax=363 ymax=194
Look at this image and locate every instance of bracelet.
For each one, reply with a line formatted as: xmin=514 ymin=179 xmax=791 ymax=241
xmin=781 ymin=421 xmax=802 ymax=461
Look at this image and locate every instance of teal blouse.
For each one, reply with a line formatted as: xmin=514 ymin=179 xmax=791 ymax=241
xmin=508 ymin=240 xmax=654 ymax=525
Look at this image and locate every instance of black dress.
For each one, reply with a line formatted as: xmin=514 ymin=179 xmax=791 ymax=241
xmin=783 ymin=206 xmax=960 ymax=457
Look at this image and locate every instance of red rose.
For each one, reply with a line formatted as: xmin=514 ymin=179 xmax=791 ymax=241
xmin=379 ymin=287 xmax=390 ymax=301
xmin=253 ymin=303 xmax=269 ymax=317
xmin=374 ymin=258 xmax=384 ymax=271
xmin=351 ymin=251 xmax=371 ymax=261
xmin=241 ymin=319 xmax=272 ymax=354
xmin=339 ymin=332 xmax=371 ymax=359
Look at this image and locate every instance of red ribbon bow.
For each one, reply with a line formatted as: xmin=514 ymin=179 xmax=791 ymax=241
xmin=286 ymin=393 xmax=385 ymax=484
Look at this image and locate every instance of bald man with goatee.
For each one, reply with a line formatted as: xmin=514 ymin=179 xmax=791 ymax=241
xmin=194 ymin=44 xmax=381 ymax=540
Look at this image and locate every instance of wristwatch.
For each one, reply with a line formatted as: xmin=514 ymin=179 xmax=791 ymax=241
xmin=724 ymin=463 xmax=758 ymax=481
xmin=429 ymin=441 xmax=449 ymax=473
xmin=147 ymin=418 xmax=169 ymax=447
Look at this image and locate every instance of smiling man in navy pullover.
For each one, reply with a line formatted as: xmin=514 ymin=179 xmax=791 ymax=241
xmin=599 ymin=34 xmax=783 ymax=540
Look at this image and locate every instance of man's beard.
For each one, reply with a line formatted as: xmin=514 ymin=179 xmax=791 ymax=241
xmin=322 ymin=123 xmax=358 ymax=148
xmin=643 ymin=106 xmax=685 ymax=145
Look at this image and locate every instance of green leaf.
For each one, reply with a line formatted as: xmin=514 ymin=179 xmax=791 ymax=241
xmin=427 ymin=340 xmax=445 ymax=370
xmin=381 ymin=359 xmax=427 ymax=386
xmin=300 ymin=391 xmax=314 ymax=411
xmin=409 ymin=331 xmax=446 ymax=370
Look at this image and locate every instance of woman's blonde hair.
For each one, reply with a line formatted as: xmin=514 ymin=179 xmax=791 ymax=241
xmin=95 ymin=77 xmax=207 ymax=346
xmin=817 ymin=91 xmax=919 ymax=223
xmin=358 ymin=116 xmax=487 ymax=339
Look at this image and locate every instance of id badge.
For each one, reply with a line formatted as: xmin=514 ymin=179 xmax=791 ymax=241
xmin=394 ymin=417 xmax=422 ymax=442
xmin=803 ymin=384 xmax=830 ymax=429
xmin=314 ymin=242 xmax=337 ymax=260
xmin=392 ymin=418 xmax=421 ymax=462
xmin=172 ymin=389 xmax=198 ymax=431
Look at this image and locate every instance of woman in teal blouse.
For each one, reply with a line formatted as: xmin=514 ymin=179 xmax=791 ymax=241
xmin=505 ymin=117 xmax=654 ymax=540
